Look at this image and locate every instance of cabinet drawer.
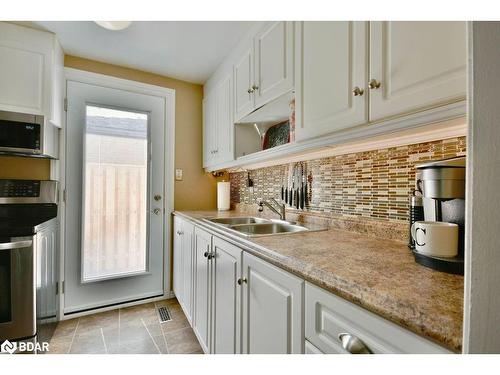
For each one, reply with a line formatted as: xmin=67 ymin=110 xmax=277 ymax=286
xmin=305 ymin=282 xmax=451 ymax=354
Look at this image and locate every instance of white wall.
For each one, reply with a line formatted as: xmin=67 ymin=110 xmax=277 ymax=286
xmin=463 ymin=21 xmax=500 ymax=353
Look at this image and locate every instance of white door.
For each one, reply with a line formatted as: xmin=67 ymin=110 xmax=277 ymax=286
xmin=242 ymin=252 xmax=303 ymax=354
xmin=369 ymin=21 xmax=467 ymax=121
xmin=295 ymin=21 xmax=368 ymax=142
xmin=65 ymin=80 xmax=166 ymax=313
xmin=213 ymin=74 xmax=233 ymax=165
xmin=254 ymin=21 xmax=294 ymax=108
xmin=233 ymin=46 xmax=254 ymax=121
xmin=193 ymin=228 xmax=211 ymax=353
xmin=212 ymin=237 xmax=242 ymax=354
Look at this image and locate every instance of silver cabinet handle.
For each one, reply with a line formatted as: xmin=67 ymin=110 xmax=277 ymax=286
xmin=368 ymin=79 xmax=381 ymax=90
xmin=237 ymin=277 xmax=248 ymax=285
xmin=154 ymin=194 xmax=162 ymax=201
xmin=251 ymin=84 xmax=259 ymax=91
xmin=338 ymin=333 xmax=372 ymax=354
xmin=0 ymin=240 xmax=33 ymax=251
xmin=153 ymin=208 xmax=162 ymax=215
xmin=247 ymin=88 xmax=254 ymax=94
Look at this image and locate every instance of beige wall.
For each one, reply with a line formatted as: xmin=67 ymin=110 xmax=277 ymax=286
xmin=0 ymin=55 xmax=217 ymax=210
xmin=0 ymin=156 xmax=50 ymax=179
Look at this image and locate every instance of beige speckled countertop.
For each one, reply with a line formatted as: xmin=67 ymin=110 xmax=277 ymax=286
xmin=173 ymin=210 xmax=464 ymax=352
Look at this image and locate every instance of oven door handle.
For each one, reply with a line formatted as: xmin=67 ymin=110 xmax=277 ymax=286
xmin=0 ymin=240 xmax=33 ymax=251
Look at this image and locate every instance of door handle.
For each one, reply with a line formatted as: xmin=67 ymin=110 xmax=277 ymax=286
xmin=0 ymin=240 xmax=33 ymax=251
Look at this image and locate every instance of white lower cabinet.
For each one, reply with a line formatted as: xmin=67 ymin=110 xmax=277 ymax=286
xmin=241 ymin=252 xmax=304 ymax=354
xmin=175 ymin=217 xmax=452 ymax=354
xmin=172 ymin=216 xmax=194 ymax=323
xmin=212 ymin=237 xmax=242 ymax=354
xmin=305 ymin=282 xmax=451 ymax=354
xmin=193 ymin=227 xmax=212 ymax=353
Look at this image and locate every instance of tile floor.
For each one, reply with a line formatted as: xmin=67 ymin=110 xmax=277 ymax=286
xmin=48 ymin=298 xmax=203 ymax=354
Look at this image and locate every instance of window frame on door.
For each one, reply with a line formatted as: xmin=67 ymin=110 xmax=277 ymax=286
xmin=57 ymin=68 xmax=175 ymax=320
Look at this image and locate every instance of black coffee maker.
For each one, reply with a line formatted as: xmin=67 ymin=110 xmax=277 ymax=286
xmin=412 ymin=156 xmax=466 ymax=274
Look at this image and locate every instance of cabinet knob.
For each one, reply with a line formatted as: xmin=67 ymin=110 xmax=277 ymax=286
xmin=251 ymin=84 xmax=259 ymax=91
xmin=247 ymin=88 xmax=254 ymax=94
xmin=338 ymin=333 xmax=372 ymax=354
xmin=154 ymin=194 xmax=162 ymax=201
xmin=153 ymin=208 xmax=162 ymax=215
xmin=237 ymin=278 xmax=248 ymax=285
xmin=204 ymin=251 xmax=209 ymax=258
xmin=352 ymin=86 xmax=364 ymax=96
xmin=368 ymin=79 xmax=381 ymax=90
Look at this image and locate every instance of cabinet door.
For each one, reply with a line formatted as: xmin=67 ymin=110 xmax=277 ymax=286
xmin=212 ymin=237 xmax=242 ymax=354
xmin=181 ymin=220 xmax=194 ymax=323
xmin=233 ymin=46 xmax=254 ymax=121
xmin=173 ymin=217 xmax=184 ymax=304
xmin=295 ymin=21 xmax=368 ymax=142
xmin=49 ymin=38 xmax=64 ymax=128
xmin=369 ymin=21 xmax=466 ymax=121
xmin=213 ymin=74 xmax=234 ymax=165
xmin=202 ymin=94 xmax=216 ymax=167
xmin=0 ymin=22 xmax=53 ymax=115
xmin=193 ymin=228 xmax=212 ymax=353
xmin=254 ymin=21 xmax=294 ymax=108
xmin=242 ymin=252 xmax=304 ymax=354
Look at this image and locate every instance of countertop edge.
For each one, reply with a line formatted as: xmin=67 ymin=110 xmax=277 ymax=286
xmin=172 ymin=210 xmax=461 ymax=353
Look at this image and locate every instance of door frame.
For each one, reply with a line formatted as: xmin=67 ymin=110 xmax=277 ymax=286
xmin=57 ymin=68 xmax=175 ymax=320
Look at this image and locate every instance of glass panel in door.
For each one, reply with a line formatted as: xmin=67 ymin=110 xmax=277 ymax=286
xmin=82 ymin=105 xmax=149 ymax=282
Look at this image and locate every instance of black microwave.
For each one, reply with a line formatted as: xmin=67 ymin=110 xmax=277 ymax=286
xmin=0 ymin=110 xmax=45 ymax=156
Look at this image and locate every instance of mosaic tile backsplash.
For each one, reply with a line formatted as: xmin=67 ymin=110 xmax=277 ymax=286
xmin=230 ymin=137 xmax=467 ymax=223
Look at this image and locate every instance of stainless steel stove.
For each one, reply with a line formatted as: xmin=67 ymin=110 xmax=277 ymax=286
xmin=0 ymin=179 xmax=58 ymax=351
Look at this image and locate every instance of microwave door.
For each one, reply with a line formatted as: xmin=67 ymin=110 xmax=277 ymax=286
xmin=0 ymin=111 xmax=43 ymax=155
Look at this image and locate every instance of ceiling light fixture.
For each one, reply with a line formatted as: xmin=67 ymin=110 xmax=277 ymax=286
xmin=94 ymin=21 xmax=132 ymax=31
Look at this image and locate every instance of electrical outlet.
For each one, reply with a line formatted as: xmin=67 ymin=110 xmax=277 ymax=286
xmin=175 ymin=169 xmax=183 ymax=181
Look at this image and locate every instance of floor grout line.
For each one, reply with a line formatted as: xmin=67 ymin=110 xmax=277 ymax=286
xmin=141 ymin=318 xmax=162 ymax=354
xmin=66 ymin=319 xmax=80 ymax=354
xmin=100 ymin=328 xmax=108 ymax=354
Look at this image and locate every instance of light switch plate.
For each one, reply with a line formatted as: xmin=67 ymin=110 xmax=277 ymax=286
xmin=175 ymin=169 xmax=183 ymax=181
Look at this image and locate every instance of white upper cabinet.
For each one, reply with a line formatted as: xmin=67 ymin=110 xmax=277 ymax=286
xmin=215 ymin=74 xmax=233 ymax=164
xmin=234 ymin=46 xmax=254 ymax=121
xmin=233 ymin=21 xmax=294 ymax=122
xmin=369 ymin=21 xmax=466 ymax=121
xmin=202 ymin=94 xmax=216 ymax=167
xmin=295 ymin=21 xmax=368 ymax=142
xmin=253 ymin=21 xmax=294 ymax=108
xmin=203 ymin=73 xmax=234 ymax=168
xmin=0 ymin=22 xmax=64 ymax=128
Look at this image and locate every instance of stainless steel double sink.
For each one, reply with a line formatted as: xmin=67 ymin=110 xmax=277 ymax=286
xmin=203 ymin=216 xmax=312 ymax=238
